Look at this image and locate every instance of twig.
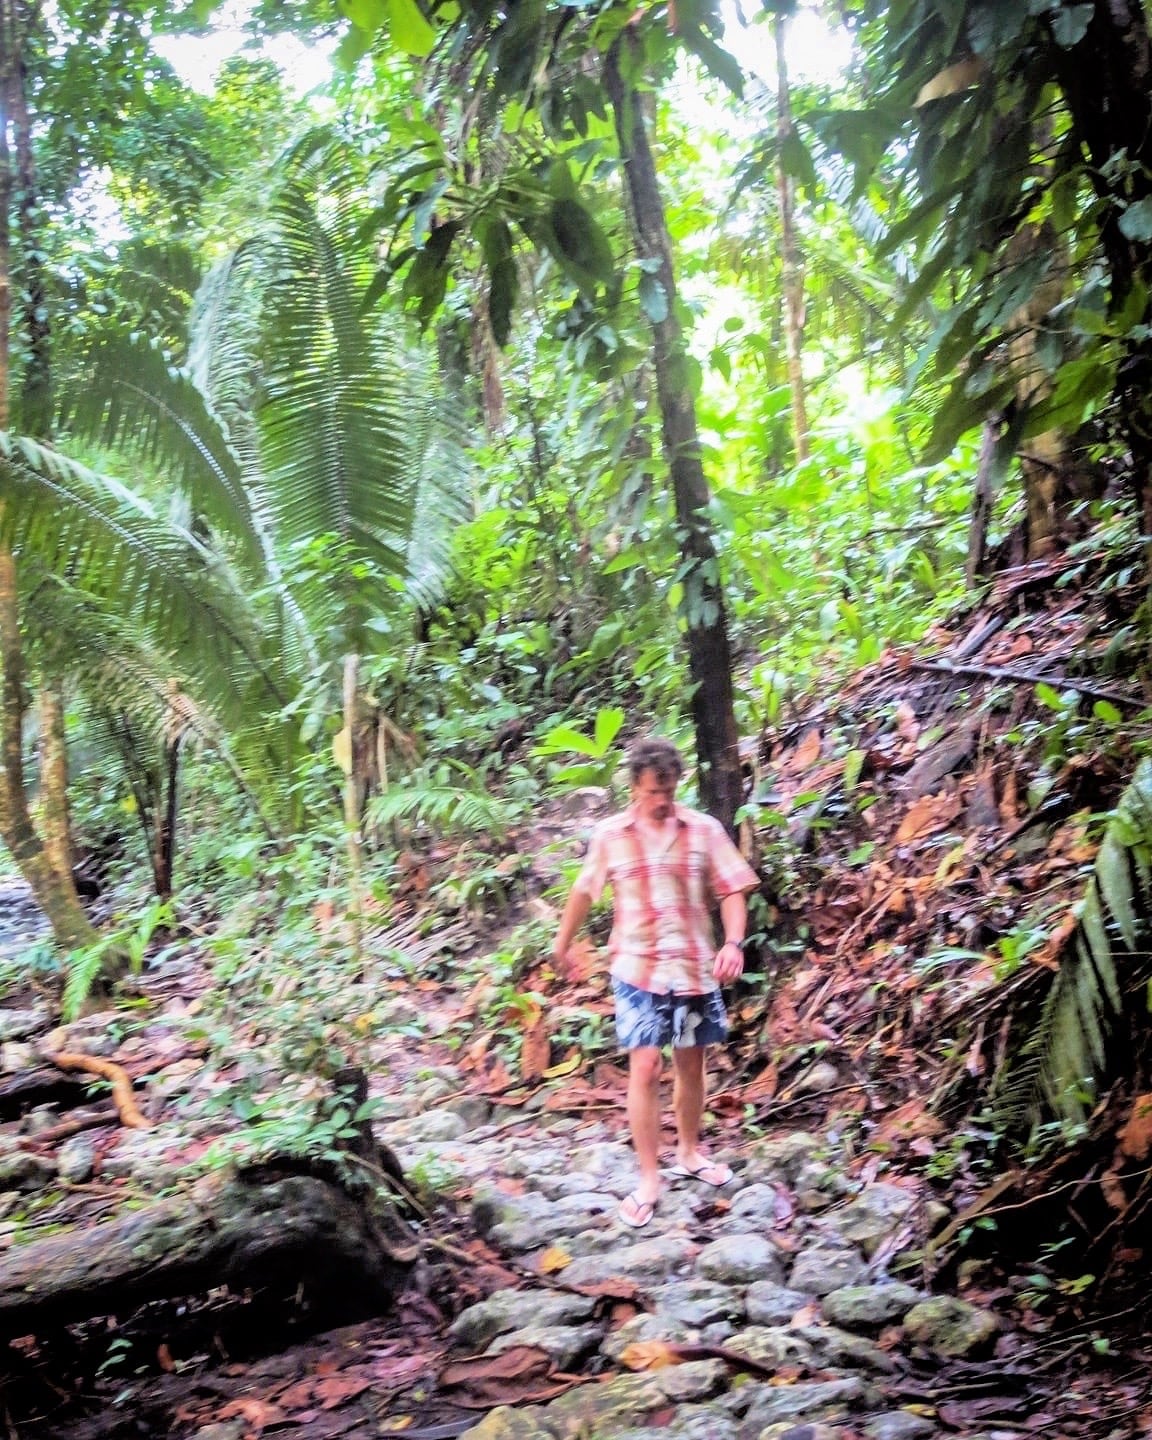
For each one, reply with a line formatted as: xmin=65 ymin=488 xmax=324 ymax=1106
xmin=16 ymin=1103 xmax=117 ymax=1146
xmin=908 ymin=659 xmax=1143 ymax=708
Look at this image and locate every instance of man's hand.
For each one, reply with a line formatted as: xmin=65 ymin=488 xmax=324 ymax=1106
xmin=713 ymin=940 xmax=744 ymax=984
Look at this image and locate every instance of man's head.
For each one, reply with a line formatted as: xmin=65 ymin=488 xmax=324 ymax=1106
xmin=627 ymin=738 xmax=683 ymax=822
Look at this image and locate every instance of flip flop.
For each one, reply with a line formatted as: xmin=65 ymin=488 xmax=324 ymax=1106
xmin=669 ymin=1160 xmax=733 ymax=1187
xmin=618 ymin=1192 xmax=657 ymax=1228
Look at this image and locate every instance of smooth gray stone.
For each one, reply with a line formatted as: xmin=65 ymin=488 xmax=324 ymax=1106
xmin=864 ymin=1410 xmax=938 ymax=1440
xmin=448 ymin=1288 xmax=596 ymax=1349
xmin=646 ymin=1277 xmax=743 ymax=1326
xmin=789 ymin=1243 xmax=868 ymax=1295
xmin=57 ymin=1136 xmax=96 ymax=1184
xmin=745 ymin=1280 xmax=811 ymax=1325
xmin=820 ymin=1183 xmax=919 ymax=1257
xmin=487 ymin=1322 xmax=603 ymax=1370
xmin=697 ymin=1234 xmax=784 ymax=1285
xmin=562 ymin=1234 xmax=697 ymax=1287
xmin=600 ymin=1312 xmax=698 ymax=1362
xmin=821 ymin=1281 xmax=923 ymax=1329
xmin=902 ymin=1295 xmax=999 ymax=1357
xmin=741 ymin=1375 xmax=867 ymax=1429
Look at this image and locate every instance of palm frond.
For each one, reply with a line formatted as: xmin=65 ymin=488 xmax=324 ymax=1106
xmin=995 ymin=758 xmax=1152 ymax=1135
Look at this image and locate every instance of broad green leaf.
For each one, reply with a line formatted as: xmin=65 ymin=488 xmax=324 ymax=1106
xmin=340 ymin=0 xmax=388 ymax=29
xmin=638 ymin=272 xmax=668 ymax=324
xmin=1051 ymin=3 xmax=1094 ymax=47
xmin=1119 ymin=198 xmax=1152 ymax=243
xmin=593 ymin=707 xmax=625 ymax=751
xmin=388 ymin=0 xmax=436 ymax=55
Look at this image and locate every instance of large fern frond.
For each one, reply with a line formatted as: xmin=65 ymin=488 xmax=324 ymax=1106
xmin=995 ymin=758 xmax=1152 ymax=1134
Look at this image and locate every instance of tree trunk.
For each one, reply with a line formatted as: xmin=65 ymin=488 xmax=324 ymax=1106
xmin=38 ymin=682 xmax=73 ymax=881
xmin=774 ymin=10 xmax=810 ymax=464
xmin=0 ymin=0 xmax=100 ymax=952
xmin=1049 ymin=2 xmax=1152 ymax=573
xmin=0 ymin=1165 xmax=417 ymax=1336
xmin=604 ymin=35 xmax=743 ymax=835
xmin=0 ymin=556 xmax=101 ymax=951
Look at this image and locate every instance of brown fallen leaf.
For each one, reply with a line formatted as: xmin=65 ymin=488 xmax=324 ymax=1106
xmin=1118 ymin=1093 xmax=1152 ymax=1160
xmin=438 ymin=1345 xmax=553 ymax=1391
xmin=520 ymin=1016 xmax=552 ymax=1084
xmin=618 ymin=1341 xmax=683 ymax=1371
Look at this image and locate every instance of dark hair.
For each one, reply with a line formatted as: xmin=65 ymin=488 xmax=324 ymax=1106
xmin=627 ymin=737 xmax=683 ymax=784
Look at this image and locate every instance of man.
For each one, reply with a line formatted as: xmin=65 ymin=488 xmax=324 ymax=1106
xmin=552 ymin=737 xmax=759 ymax=1228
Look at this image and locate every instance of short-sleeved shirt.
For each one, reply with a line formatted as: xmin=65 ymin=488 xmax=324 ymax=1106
xmin=576 ymin=803 xmax=759 ymax=996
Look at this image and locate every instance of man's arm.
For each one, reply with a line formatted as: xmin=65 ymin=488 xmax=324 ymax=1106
xmin=713 ymin=890 xmax=748 ymax=983
xmin=553 ymin=884 xmax=593 ymax=967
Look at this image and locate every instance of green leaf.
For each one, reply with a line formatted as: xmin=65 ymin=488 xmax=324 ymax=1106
xmin=1035 ymin=682 xmax=1065 ymax=710
xmin=1051 ymin=3 xmax=1094 ymax=47
xmin=593 ymin=707 xmax=625 ymax=751
xmin=1118 ymin=197 xmax=1152 ymax=243
xmin=1093 ymin=700 xmax=1123 ymax=725
xmin=638 ymin=272 xmax=668 ymax=324
xmin=546 ymin=198 xmax=615 ymax=291
xmin=388 ymin=0 xmax=436 ymax=55
xmin=340 ymin=0 xmax=387 ymax=29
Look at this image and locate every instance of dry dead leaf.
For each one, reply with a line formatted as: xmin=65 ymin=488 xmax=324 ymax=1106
xmin=618 ymin=1341 xmax=685 ymax=1371
xmin=1118 ymin=1093 xmax=1152 ymax=1160
xmin=895 ymin=793 xmax=961 ymax=843
xmin=537 ymin=1245 xmax=572 ymax=1274
xmin=520 ymin=1016 xmax=551 ymax=1083
xmin=786 ymin=727 xmax=822 ymax=773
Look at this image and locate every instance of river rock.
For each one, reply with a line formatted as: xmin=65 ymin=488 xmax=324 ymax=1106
xmin=449 ymin=1288 xmax=596 ymax=1349
xmin=600 ymin=1312 xmax=698 ymax=1362
xmin=864 ymin=1410 xmax=938 ymax=1439
xmin=57 ymin=1136 xmax=97 ymax=1184
xmin=789 ymin=1243 xmax=867 ymax=1294
xmin=722 ymin=1325 xmax=816 ymax=1369
xmin=796 ymin=1324 xmax=899 ymax=1373
xmin=745 ymin=1280 xmax=811 ymax=1324
xmin=441 ymin=1093 xmax=492 ymax=1128
xmin=697 ymin=1234 xmax=783 ymax=1285
xmin=562 ymin=1234 xmax=697 ymax=1287
xmin=743 ymin=1132 xmax=825 ymax=1184
xmin=726 ymin=1183 xmax=785 ymax=1227
xmin=1 ymin=1041 xmax=36 ymax=1072
xmin=792 ymin=1060 xmax=840 ymax=1095
xmin=487 ymin=1323 xmax=603 ymax=1370
xmin=0 ymin=1147 xmax=56 ymax=1190
xmin=541 ymin=1372 xmax=666 ymax=1435
xmin=821 ymin=1183 xmax=918 ymax=1256
xmin=656 ymin=1358 xmax=729 ymax=1402
xmin=459 ymin=1406 xmax=552 ymax=1439
xmin=902 ymin=1296 xmax=998 ymax=1356
xmin=529 ymin=1170 xmax=602 ymax=1200
xmin=666 ymin=1403 xmax=742 ymax=1439
xmin=739 ymin=1375 xmax=867 ymax=1429
xmin=822 ymin=1282 xmax=923 ymax=1329
xmin=0 ymin=1007 xmax=48 ymax=1042
xmin=646 ymin=1277 xmax=743 ymax=1326
xmin=383 ymin=1108 xmax=468 ymax=1145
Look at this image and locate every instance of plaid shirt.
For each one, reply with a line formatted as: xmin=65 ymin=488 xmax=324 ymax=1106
xmin=576 ymin=804 xmax=759 ymax=995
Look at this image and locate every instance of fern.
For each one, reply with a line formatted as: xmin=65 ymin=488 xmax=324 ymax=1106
xmin=366 ymin=783 xmax=517 ymax=838
xmin=995 ymin=757 xmax=1152 ymax=1135
xmin=61 ymin=934 xmax=119 ymax=1021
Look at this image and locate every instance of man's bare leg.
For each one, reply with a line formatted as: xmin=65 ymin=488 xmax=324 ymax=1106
xmin=626 ymin=1046 xmax=664 ymax=1206
xmin=671 ymin=1045 xmax=709 ymax=1169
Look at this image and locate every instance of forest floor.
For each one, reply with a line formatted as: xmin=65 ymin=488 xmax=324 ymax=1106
xmin=4 ymin=552 xmax=1152 ymax=1438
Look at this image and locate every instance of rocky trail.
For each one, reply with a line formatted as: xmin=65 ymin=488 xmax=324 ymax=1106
xmin=1 ymin=950 xmax=1142 ymax=1440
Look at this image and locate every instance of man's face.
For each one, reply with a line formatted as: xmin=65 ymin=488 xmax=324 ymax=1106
xmin=631 ymin=768 xmax=678 ymax=822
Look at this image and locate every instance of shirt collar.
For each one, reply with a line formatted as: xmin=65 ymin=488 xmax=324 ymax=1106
xmin=624 ymin=802 xmax=688 ymax=829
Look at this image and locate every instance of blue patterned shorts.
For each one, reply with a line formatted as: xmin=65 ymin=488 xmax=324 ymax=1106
xmin=612 ymin=979 xmax=729 ymax=1051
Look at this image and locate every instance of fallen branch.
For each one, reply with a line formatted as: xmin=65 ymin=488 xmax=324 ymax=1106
xmin=908 ymin=659 xmax=1142 ymax=708
xmin=48 ymin=1052 xmax=151 ymax=1130
xmin=0 ymin=1163 xmax=418 ymax=1335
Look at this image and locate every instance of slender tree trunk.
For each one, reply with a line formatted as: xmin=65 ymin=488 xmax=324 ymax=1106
xmin=774 ymin=10 xmax=810 ymax=464
xmin=38 ymin=683 xmax=73 ymax=880
xmin=0 ymin=1 xmax=100 ymax=953
xmin=604 ymin=34 xmax=743 ymax=835
xmin=342 ymin=652 xmax=364 ymax=951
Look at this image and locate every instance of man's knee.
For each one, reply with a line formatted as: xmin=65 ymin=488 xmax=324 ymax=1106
xmin=629 ymin=1047 xmax=663 ymax=1086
